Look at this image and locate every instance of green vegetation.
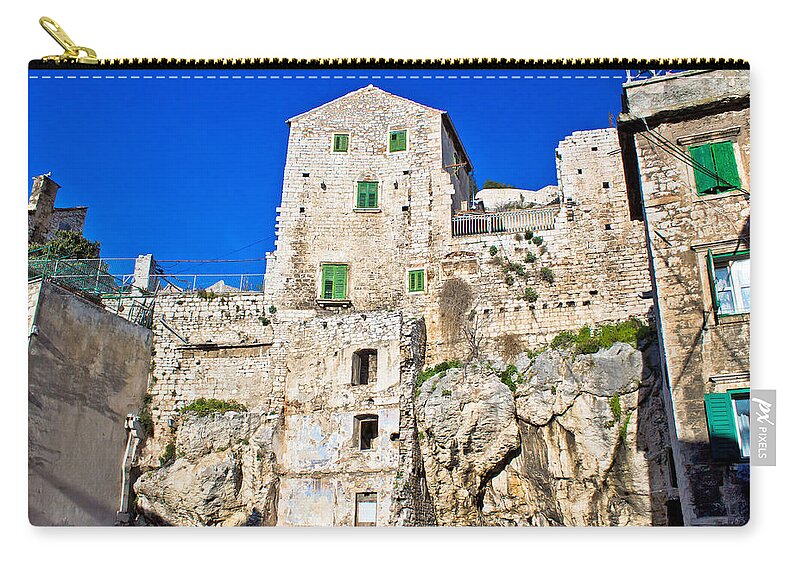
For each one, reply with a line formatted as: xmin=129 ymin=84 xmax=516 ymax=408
xmin=522 ymin=287 xmax=538 ymax=303
xmin=531 ymin=236 xmax=544 ymax=246
xmin=259 ymin=316 xmax=270 ymax=326
xmin=540 ymin=267 xmax=555 ymax=284
xmin=181 ymin=398 xmax=247 ymax=416
xmin=610 ymin=393 xmax=622 ymax=423
xmin=549 ymin=318 xmax=652 ymax=354
xmin=504 ymin=275 xmax=515 ymax=286
xmin=524 ymin=229 xmax=534 ymax=241
xmin=619 ymin=412 xmax=632 ymax=441
xmin=268 ymin=305 xmax=277 ymax=314
xmin=138 ymin=394 xmax=154 ymax=438
xmin=29 ymin=230 xmax=101 ymax=259
xmin=159 ymin=442 xmax=176 ymax=466
xmin=524 ymin=251 xmax=537 ymax=264
xmin=442 ymin=389 xmax=452 ymax=397
xmin=483 ymin=180 xmax=515 ymax=189
xmin=507 ymin=262 xmax=526 ymax=277
xmin=499 ymin=364 xmax=520 ymax=392
xmin=489 ymin=245 xmax=498 ymax=257
xmin=196 ymin=289 xmax=217 ymax=300
xmin=416 ymin=360 xmax=462 ymax=390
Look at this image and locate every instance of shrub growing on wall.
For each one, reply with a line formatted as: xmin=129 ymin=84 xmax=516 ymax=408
xmin=439 ymin=278 xmax=474 ymax=342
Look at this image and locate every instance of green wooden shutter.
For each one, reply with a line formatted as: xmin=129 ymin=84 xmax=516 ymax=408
xmin=367 ymin=182 xmax=377 ymax=208
xmin=689 ymin=144 xmax=716 ymax=195
xmin=704 ymin=393 xmax=740 ymax=461
xmin=409 ymin=269 xmax=424 ymax=292
xmin=322 ymin=265 xmax=335 ymax=299
xmin=706 ymin=249 xmax=719 ymax=314
xmin=711 ymin=141 xmax=740 ymax=189
xmin=333 ymin=265 xmax=347 ymax=299
xmin=390 ymin=130 xmax=407 ymax=152
xmin=357 ymin=182 xmax=367 ymax=208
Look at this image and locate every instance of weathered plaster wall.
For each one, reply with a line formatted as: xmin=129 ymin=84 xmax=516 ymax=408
xmin=621 ymin=70 xmax=750 ymax=525
xmin=277 ymin=311 xmax=425 ymax=526
xmin=28 ymin=280 xmax=152 ymax=525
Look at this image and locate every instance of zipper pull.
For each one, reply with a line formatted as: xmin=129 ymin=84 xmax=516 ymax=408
xmin=39 ymin=16 xmax=98 ymax=64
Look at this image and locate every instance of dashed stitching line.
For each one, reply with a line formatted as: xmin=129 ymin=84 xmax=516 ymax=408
xmin=29 ymin=74 xmax=626 ymax=80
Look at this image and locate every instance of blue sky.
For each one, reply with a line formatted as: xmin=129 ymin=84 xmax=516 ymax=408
xmin=28 ymin=68 xmax=627 ymax=278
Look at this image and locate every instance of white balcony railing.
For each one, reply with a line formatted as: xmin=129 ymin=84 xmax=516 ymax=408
xmin=452 ymin=207 xmax=559 ymax=237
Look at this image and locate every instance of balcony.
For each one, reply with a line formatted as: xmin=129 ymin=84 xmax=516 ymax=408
xmin=452 ymin=206 xmax=559 ymax=237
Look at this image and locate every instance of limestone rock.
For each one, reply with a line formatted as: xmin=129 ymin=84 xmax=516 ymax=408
xmin=415 ymin=364 xmax=519 ymax=525
xmin=482 ymin=342 xmax=671 ymax=526
xmin=134 ymin=412 xmax=279 ymax=526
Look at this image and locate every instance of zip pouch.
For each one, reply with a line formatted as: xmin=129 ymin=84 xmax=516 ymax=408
xmin=28 ymin=17 xmax=751 ymax=527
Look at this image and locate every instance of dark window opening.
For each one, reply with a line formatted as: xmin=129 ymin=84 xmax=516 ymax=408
xmin=605 ymin=223 xmax=613 ymax=230
xmin=666 ymin=499 xmax=684 ymax=526
xmin=302 ymin=172 xmax=309 ymax=178
xmin=355 ymin=414 xmax=379 ymax=451
xmin=602 ymin=182 xmax=610 ymax=189
xmin=577 ymin=169 xmax=582 ymax=174
xmin=355 ymin=492 xmax=377 ymax=526
xmin=591 ymin=146 xmax=598 ymax=151
xmin=666 ymin=447 xmax=678 ymax=489
xmin=352 ymin=349 xmax=378 ymax=385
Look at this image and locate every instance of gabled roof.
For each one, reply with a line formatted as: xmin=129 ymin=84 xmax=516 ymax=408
xmin=286 ymin=85 xmax=473 ymax=172
xmin=286 ymin=84 xmax=445 ymax=123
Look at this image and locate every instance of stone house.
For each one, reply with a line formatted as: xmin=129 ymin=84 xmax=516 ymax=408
xmin=618 ymin=69 xmax=750 ymax=525
xmin=143 ymin=85 xmax=673 ymax=526
xmin=28 ymin=173 xmax=88 ymax=244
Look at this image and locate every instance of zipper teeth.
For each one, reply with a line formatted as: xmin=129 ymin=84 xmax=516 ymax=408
xmin=29 ymin=57 xmax=750 ymax=69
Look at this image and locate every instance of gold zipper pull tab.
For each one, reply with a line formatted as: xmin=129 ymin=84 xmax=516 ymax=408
xmin=39 ymin=16 xmax=98 ymax=64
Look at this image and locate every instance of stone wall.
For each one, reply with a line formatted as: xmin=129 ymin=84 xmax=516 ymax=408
xmin=620 ymin=70 xmax=750 ymax=525
xmin=146 ymin=292 xmax=286 ymax=459
xmin=277 ymin=311 xmax=427 ymax=526
xmin=427 ymin=129 xmax=653 ymax=362
xmin=28 ymin=279 xmax=152 ymax=525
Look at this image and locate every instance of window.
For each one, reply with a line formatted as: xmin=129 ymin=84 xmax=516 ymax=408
xmin=389 ymin=129 xmax=407 ymax=152
xmin=355 ymin=414 xmax=378 ymax=450
xmin=704 ymin=389 xmax=750 ymax=461
xmin=355 ymin=492 xmax=377 ymax=526
xmin=356 ymin=181 xmax=378 ymax=209
xmin=321 ymin=264 xmax=348 ymax=300
xmin=332 ymin=133 xmax=349 ymax=153
xmin=408 ymin=269 xmax=425 ymax=293
xmin=707 ymin=250 xmax=750 ymax=315
xmin=352 ymin=349 xmax=377 ymax=385
xmin=689 ymin=141 xmax=741 ymax=195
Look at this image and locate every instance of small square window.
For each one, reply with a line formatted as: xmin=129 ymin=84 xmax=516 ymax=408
xmin=408 ymin=269 xmax=425 ymax=293
xmin=333 ymin=133 xmax=349 ymax=153
xmin=354 ymin=414 xmax=378 ymax=451
xmin=352 ymin=349 xmax=377 ymax=385
xmin=355 ymin=492 xmax=377 ymax=526
xmin=389 ymin=129 xmax=407 ymax=152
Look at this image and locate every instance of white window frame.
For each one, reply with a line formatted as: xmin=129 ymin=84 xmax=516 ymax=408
xmin=387 ymin=127 xmax=409 ymax=154
xmin=713 ymin=256 xmax=750 ymax=315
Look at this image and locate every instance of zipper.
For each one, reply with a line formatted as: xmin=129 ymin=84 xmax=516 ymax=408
xmin=32 ymin=16 xmax=749 ymax=70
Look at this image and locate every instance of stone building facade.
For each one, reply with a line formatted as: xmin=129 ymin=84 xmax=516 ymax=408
xmin=618 ymin=70 xmax=750 ymax=525
xmin=141 ymin=85 xmax=683 ymax=526
xmin=28 ymin=174 xmax=88 ymax=244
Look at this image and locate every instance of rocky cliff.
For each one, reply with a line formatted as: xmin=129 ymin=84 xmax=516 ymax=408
xmin=415 ymin=342 xmax=672 ymax=526
xmin=134 ymin=341 xmax=671 ymax=526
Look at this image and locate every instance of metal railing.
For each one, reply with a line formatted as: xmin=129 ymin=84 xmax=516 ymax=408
xmin=28 ymin=257 xmax=125 ymax=297
xmin=148 ymin=273 xmax=265 ymax=293
xmin=452 ymin=207 xmax=559 ymax=237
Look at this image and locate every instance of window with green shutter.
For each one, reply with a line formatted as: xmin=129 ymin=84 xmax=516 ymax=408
xmin=389 ymin=129 xmax=407 ymax=152
xmin=689 ymin=141 xmax=741 ymax=195
xmin=321 ymin=264 xmax=348 ymax=300
xmin=356 ymin=181 xmax=379 ymax=209
xmin=333 ymin=133 xmax=349 ymax=153
xmin=704 ymin=390 xmax=750 ymax=462
xmin=408 ymin=269 xmax=425 ymax=292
